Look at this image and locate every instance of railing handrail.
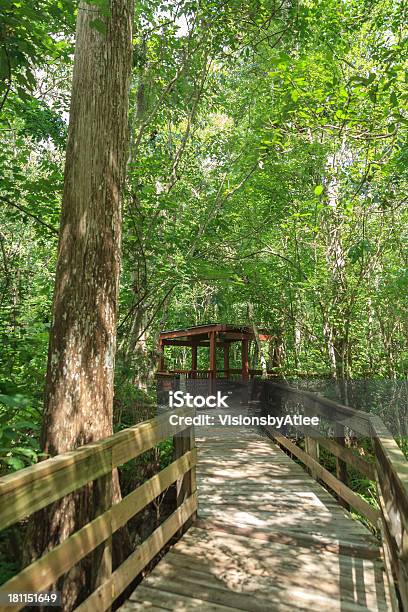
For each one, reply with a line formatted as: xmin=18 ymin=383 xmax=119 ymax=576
xmin=258 ymin=380 xmax=408 ymax=611
xmin=0 ymin=405 xmax=197 ymax=611
xmin=1 ymin=383 xmax=407 ymax=610
xmin=0 ymin=404 xmax=193 ymax=532
xmin=157 ymin=368 xmax=278 ymax=374
xmin=268 ymin=381 xmax=408 ymax=494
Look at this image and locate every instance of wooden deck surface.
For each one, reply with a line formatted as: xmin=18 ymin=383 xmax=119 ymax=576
xmin=120 ymin=409 xmax=392 ymax=611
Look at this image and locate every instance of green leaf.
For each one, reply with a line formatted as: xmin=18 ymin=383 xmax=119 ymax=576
xmin=4 ymin=456 xmax=25 ymax=471
xmin=314 ymin=185 xmax=324 ymax=196
xmin=0 ymin=394 xmax=31 ymax=408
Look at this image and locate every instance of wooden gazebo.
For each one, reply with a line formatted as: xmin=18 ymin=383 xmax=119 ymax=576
xmin=157 ymin=323 xmax=272 ymax=382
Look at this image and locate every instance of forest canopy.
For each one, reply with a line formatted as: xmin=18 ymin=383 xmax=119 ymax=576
xmin=0 ymin=0 xmax=407 ymax=471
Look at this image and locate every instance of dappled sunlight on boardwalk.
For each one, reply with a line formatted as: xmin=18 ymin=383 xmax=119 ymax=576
xmin=121 ymin=409 xmax=392 ymax=611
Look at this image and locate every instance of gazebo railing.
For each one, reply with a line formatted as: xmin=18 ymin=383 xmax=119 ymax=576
xmin=157 ymin=368 xmax=277 ymax=380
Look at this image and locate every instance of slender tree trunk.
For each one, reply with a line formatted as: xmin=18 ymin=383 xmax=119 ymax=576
xmin=268 ymin=325 xmax=285 ymax=372
xmin=248 ymin=302 xmax=267 ymax=377
xmin=24 ymin=1 xmax=133 ymax=608
xmin=322 ymin=149 xmax=351 ymax=381
xmin=323 ymin=318 xmax=337 ymax=377
xmin=127 ymin=306 xmax=150 ymax=389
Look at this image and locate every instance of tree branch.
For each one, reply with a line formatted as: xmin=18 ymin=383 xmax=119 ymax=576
xmin=0 ymin=195 xmax=59 ymax=235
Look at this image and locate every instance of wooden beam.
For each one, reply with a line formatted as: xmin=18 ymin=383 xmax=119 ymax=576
xmin=159 ymin=325 xmax=226 ymax=340
xmin=75 ymin=495 xmax=198 ymax=612
xmin=316 ymin=435 xmax=375 ymax=480
xmin=158 ymin=339 xmax=164 ymax=371
xmin=162 ymin=340 xmax=194 ymax=346
xmin=222 ymin=332 xmax=253 ymax=341
xmin=209 ymin=331 xmax=216 ymax=377
xmin=305 ymin=436 xmax=320 ymax=480
xmin=209 ymin=331 xmax=217 ymax=393
xmin=334 ymin=422 xmax=348 ymax=499
xmin=174 ymin=425 xmax=196 ymax=534
xmin=264 ymin=427 xmax=380 ymax=525
xmin=0 ymin=406 xmax=194 ymax=531
xmin=221 ymin=332 xmax=272 ymax=342
xmin=162 ymin=340 xmax=226 ymax=347
xmin=0 ymin=452 xmax=197 ymax=607
xmin=92 ymin=472 xmax=112 ymax=592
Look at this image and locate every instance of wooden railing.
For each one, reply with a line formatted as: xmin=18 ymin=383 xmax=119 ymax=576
xmin=0 ymin=405 xmax=197 ymax=611
xmin=157 ymin=368 xmax=277 ymax=380
xmin=256 ymin=380 xmax=408 ymax=611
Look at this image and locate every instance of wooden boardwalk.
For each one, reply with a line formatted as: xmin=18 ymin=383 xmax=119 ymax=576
xmin=121 ymin=415 xmax=392 ymax=611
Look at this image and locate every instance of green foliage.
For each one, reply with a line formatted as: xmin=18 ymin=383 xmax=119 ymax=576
xmin=0 ymin=0 xmax=74 ymax=105
xmin=116 ymin=0 xmax=407 ymax=381
xmin=0 ymin=0 xmax=407 ymax=484
xmin=0 ymin=528 xmax=20 ymax=585
xmin=0 ymin=393 xmax=43 ymax=474
xmin=317 ymin=442 xmax=380 ymax=533
xmin=157 ymin=438 xmax=174 ymax=469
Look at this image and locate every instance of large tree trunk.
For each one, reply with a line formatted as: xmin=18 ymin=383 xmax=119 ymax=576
xmin=24 ymin=1 xmax=133 ymax=608
xmin=43 ymin=0 xmax=133 ymax=457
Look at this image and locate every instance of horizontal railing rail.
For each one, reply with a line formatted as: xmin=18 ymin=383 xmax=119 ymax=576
xmin=370 ymin=415 xmax=408 ymax=610
xmin=0 ymin=405 xmax=197 ymax=611
xmin=255 ymin=379 xmax=408 ymax=611
xmin=157 ymin=368 xmax=278 ymax=380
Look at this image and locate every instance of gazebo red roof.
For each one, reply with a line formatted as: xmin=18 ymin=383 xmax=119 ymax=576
xmin=159 ymin=323 xmax=271 ymax=344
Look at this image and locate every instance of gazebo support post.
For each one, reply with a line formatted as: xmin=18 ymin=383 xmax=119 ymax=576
xmin=209 ymin=331 xmax=216 ymax=394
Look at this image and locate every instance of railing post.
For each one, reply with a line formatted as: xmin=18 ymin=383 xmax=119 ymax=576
xmin=173 ymin=418 xmax=196 ymax=533
xmin=333 ymin=422 xmax=349 ymax=509
xmin=334 ymin=422 xmax=348 ymax=480
xmin=305 ymin=435 xmax=319 ymax=479
xmin=91 ymin=452 xmax=113 ymax=599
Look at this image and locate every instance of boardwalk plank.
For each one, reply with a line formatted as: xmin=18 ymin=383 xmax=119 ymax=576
xmin=120 ymin=417 xmax=391 ymax=611
xmin=143 ymin=556 xmax=389 ymax=609
xmin=129 ymin=586 xmax=246 ymax=611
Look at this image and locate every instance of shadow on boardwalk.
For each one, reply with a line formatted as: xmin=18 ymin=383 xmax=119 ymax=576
xmin=120 ymin=402 xmax=391 ymax=611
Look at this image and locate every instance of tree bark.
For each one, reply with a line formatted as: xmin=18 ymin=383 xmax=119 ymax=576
xmin=24 ymin=1 xmax=134 ymax=608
